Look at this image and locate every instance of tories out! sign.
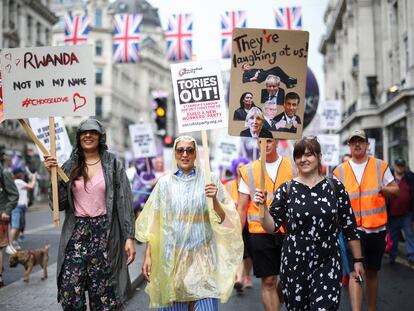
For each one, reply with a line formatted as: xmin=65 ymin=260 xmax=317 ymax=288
xmin=0 ymin=45 xmax=94 ymax=119
xmin=171 ymin=60 xmax=226 ymax=133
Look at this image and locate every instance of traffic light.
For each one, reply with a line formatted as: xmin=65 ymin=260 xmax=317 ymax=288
xmin=163 ymin=135 xmax=174 ymax=147
xmin=154 ymin=97 xmax=167 ymax=134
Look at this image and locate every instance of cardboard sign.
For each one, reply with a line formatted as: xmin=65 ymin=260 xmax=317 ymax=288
xmin=171 ymin=59 xmax=226 ymax=133
xmin=320 ymin=100 xmax=341 ymax=130
xmin=0 ymin=45 xmax=94 ymax=119
xmin=214 ymin=135 xmax=241 ymax=168
xmin=28 ymin=117 xmax=72 ymax=165
xmin=129 ymin=123 xmax=157 ymax=158
xmin=318 ymin=134 xmax=340 ymax=167
xmin=228 ymin=28 xmax=308 ymax=139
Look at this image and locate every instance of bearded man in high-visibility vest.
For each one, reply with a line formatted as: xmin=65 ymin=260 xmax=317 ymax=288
xmin=334 ymin=129 xmax=399 ymax=311
xmin=237 ymin=139 xmax=294 ymax=311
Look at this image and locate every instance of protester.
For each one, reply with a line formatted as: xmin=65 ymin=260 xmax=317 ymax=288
xmin=136 ymin=135 xmax=243 ymax=310
xmin=6 ymin=167 xmax=37 ymax=254
xmin=225 ymin=157 xmax=252 ymax=291
xmin=44 ymin=118 xmax=136 ymax=310
xmin=131 ymin=158 xmax=156 ymax=219
xmin=256 ymin=136 xmax=364 ymax=310
xmin=0 ymin=149 xmax=19 ymax=287
xmin=333 ymin=129 xmax=399 ymax=311
xmin=387 ymin=158 xmax=414 ymax=266
xmin=237 ymin=138 xmax=294 ymax=311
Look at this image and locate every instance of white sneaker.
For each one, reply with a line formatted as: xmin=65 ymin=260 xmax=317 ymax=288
xmin=11 ymin=241 xmax=21 ymax=250
xmin=5 ymin=245 xmax=17 ymax=255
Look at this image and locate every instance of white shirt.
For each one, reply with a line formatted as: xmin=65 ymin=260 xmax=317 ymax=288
xmin=348 ymin=159 xmax=394 ymax=233
xmin=238 ymin=157 xmax=282 ymax=194
xmin=15 ymin=179 xmax=29 ymax=206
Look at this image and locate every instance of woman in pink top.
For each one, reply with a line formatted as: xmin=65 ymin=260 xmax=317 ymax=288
xmin=44 ymin=119 xmax=136 ymax=310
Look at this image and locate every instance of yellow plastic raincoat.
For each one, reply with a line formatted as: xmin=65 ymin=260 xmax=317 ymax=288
xmin=135 ymin=136 xmax=243 ymax=308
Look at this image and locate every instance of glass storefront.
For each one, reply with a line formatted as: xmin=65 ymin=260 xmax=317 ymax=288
xmin=388 ymin=118 xmax=408 ymax=165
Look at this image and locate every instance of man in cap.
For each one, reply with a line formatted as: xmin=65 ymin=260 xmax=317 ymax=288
xmin=388 ymin=158 xmax=414 ymax=266
xmin=333 ymin=129 xmax=399 ymax=311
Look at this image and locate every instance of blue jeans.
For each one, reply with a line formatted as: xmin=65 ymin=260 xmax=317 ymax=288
xmin=10 ymin=205 xmax=26 ymax=230
xmin=388 ymin=215 xmax=414 ymax=261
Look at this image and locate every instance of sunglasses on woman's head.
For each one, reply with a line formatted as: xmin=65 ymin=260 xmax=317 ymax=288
xmin=175 ymin=147 xmax=195 ymax=155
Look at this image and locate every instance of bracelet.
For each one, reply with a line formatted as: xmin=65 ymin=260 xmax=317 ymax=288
xmin=353 ymin=257 xmax=364 ymax=263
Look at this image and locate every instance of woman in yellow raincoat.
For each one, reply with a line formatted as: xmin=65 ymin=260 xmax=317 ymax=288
xmin=136 ymin=136 xmax=243 ymax=310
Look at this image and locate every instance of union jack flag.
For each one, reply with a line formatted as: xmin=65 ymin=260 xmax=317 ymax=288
xmin=64 ymin=15 xmax=90 ymax=45
xmin=165 ymin=14 xmax=193 ymax=62
xmin=220 ymin=11 xmax=247 ymax=59
xmin=274 ymin=7 xmax=302 ymax=30
xmin=113 ymin=14 xmax=143 ymax=64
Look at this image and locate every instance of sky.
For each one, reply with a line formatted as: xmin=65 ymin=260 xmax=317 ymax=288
xmin=146 ymin=0 xmax=329 ymax=99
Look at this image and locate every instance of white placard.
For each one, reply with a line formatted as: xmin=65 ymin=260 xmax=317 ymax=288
xmin=368 ymin=138 xmax=375 ymax=156
xmin=0 ymin=45 xmax=94 ymax=119
xmin=214 ymin=136 xmax=241 ymax=167
xmin=171 ymin=60 xmax=226 ymax=133
xmin=129 ymin=123 xmax=157 ymax=158
xmin=319 ymin=100 xmax=341 ymax=130
xmin=318 ymin=134 xmax=340 ymax=167
xmin=28 ymin=117 xmax=72 ymax=165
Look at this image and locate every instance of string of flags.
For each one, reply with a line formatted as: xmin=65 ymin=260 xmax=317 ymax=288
xmin=63 ymin=7 xmax=302 ymax=64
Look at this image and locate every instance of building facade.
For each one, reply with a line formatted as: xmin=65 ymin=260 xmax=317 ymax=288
xmin=319 ymin=0 xmax=414 ymax=167
xmin=51 ymin=0 xmax=173 ymax=157
xmin=0 ymin=0 xmax=58 ymax=151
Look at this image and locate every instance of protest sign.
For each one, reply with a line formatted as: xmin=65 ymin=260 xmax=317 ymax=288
xmin=368 ymin=138 xmax=375 ymax=156
xmin=129 ymin=123 xmax=157 ymax=159
xmin=318 ymin=134 xmax=340 ymax=167
xmin=214 ymin=136 xmax=241 ymax=168
xmin=320 ymin=100 xmax=341 ymax=130
xmin=228 ymin=28 xmax=309 ymax=140
xmin=171 ymin=59 xmax=226 ymax=133
xmin=0 ymin=45 xmax=94 ymax=119
xmin=28 ymin=117 xmax=72 ymax=164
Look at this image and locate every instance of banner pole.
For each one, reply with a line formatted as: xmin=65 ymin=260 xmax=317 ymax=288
xmin=49 ymin=117 xmax=60 ymax=226
xmin=201 ymin=130 xmax=214 ymax=211
xmin=18 ymin=119 xmax=69 ymax=182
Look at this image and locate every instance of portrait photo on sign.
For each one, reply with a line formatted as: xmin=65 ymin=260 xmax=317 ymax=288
xmin=228 ymin=28 xmax=308 ymax=140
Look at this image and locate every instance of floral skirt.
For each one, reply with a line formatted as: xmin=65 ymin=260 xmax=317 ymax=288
xmin=58 ymin=216 xmax=118 ymax=310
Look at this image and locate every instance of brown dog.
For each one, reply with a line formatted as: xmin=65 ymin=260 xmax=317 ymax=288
xmin=9 ymin=245 xmax=49 ymax=282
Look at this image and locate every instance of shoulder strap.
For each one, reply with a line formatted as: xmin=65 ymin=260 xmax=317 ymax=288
xmin=285 ymin=180 xmax=292 ymax=199
xmin=327 ymin=177 xmax=338 ymax=202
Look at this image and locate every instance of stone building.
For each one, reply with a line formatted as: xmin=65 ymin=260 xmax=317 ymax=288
xmin=319 ymin=0 xmax=414 ymax=166
xmin=0 ymin=0 xmax=58 ymax=151
xmin=51 ymin=0 xmax=172 ymax=156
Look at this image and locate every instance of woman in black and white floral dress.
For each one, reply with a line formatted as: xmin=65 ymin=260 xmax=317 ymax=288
xmin=255 ymin=137 xmax=365 ymax=310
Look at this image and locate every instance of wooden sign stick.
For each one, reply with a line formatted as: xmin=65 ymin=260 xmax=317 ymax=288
xmin=201 ymin=130 xmax=214 ymax=210
xmin=18 ymin=119 xmax=69 ymax=183
xmin=145 ymin=157 xmax=151 ymax=174
xmin=49 ymin=117 xmax=60 ymax=226
xmin=259 ymin=138 xmax=267 ymax=217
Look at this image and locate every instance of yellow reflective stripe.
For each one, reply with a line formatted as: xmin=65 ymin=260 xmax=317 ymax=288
xmin=337 ymin=165 xmax=345 ymax=184
xmin=349 ymin=189 xmax=380 ymax=199
xmin=353 ymin=205 xmax=386 ymax=217
xmin=246 ymin=163 xmax=255 ymax=201
xmin=247 ymin=214 xmax=260 ymax=221
xmin=376 ymin=159 xmax=382 ymax=189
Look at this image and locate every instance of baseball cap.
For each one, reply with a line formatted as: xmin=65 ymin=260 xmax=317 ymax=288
xmin=348 ymin=130 xmax=367 ymax=142
xmin=394 ymin=158 xmax=406 ymax=166
xmin=12 ymin=167 xmax=26 ymax=175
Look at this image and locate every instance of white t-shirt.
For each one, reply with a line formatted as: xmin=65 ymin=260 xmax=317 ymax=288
xmin=347 ymin=159 xmax=394 ymax=233
xmin=14 ymin=179 xmax=29 ymax=206
xmin=238 ymin=157 xmax=282 ymax=194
